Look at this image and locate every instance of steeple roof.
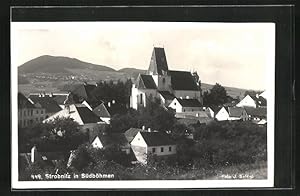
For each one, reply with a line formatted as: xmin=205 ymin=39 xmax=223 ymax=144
xmin=147 ymin=47 xmax=169 ymax=75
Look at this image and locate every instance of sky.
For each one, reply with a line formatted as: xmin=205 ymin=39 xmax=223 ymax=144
xmin=11 ymin=22 xmax=275 ymax=90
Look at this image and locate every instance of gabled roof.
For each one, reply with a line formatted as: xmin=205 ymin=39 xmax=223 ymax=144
xmin=75 ymin=105 xmax=102 ymax=124
xmin=249 ymin=95 xmax=267 ymax=107
xmin=136 ymin=74 xmax=157 ymax=89
xmin=244 ymin=107 xmax=267 ymax=118
xmin=158 ymin=91 xmax=175 ymax=100
xmin=227 ymin=107 xmax=246 ymax=117
xmin=93 ymin=133 xmax=130 ymax=148
xmin=176 ymin=98 xmax=202 ymax=107
xmin=124 ymin=128 xmax=143 ymax=142
xmin=169 ymin=71 xmax=199 ymax=91
xmin=72 ymin=83 xmax=96 ymax=100
xmin=140 ymin=131 xmax=175 ymax=146
xmin=147 ymin=47 xmax=169 ymax=75
xmin=18 ymin=93 xmax=36 ymax=109
xmin=93 ymin=102 xmax=127 ymax=118
xmin=28 ymin=96 xmax=62 ymax=113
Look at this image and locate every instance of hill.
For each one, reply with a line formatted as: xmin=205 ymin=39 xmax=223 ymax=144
xmin=18 ymin=55 xmax=116 ymax=74
xmin=118 ymin=68 xmax=146 ymax=78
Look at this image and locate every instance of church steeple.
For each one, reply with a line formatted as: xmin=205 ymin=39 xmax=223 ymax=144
xmin=147 ymin=47 xmax=169 ymax=75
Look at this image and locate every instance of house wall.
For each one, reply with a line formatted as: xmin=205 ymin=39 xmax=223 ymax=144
xmin=181 ymin=106 xmax=202 ymax=113
xmin=131 ymin=86 xmax=159 ymax=110
xmin=18 ymin=108 xmax=46 ymax=128
xmin=147 ymin=145 xmax=176 ymax=156
xmin=215 ymin=107 xmax=229 ymax=121
xmin=236 ymin=95 xmax=257 ymax=108
xmin=91 ymin=137 xmax=104 ymax=149
xmin=168 ymin=99 xmax=182 ymax=113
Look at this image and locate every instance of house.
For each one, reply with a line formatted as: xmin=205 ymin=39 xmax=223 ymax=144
xmin=28 ymin=92 xmax=75 ymax=109
xmin=130 ymin=47 xmax=202 ymax=110
xmin=244 ymin=106 xmax=267 ymax=123
xmin=124 ymin=127 xmax=144 ymax=143
xmin=130 ymin=130 xmax=176 ymax=164
xmin=91 ymin=133 xmax=131 ymax=154
xmin=236 ymin=94 xmax=267 ymax=108
xmin=259 ymin=91 xmax=267 ymax=100
xmin=18 ymin=92 xmax=46 ymax=128
xmin=28 ymin=95 xmax=62 ymax=118
xmin=43 ymin=104 xmax=104 ymax=133
xmin=215 ymin=106 xmax=248 ymax=121
xmin=92 ymin=100 xmax=127 ymax=124
xmin=176 ymin=111 xmax=213 ymax=125
xmin=168 ymin=98 xmax=202 ymax=113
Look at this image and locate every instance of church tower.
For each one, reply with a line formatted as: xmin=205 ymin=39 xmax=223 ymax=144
xmin=147 ymin=47 xmax=172 ymax=92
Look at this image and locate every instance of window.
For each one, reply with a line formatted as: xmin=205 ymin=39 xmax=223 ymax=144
xmin=41 ymin=110 xmax=43 ymax=114
xmin=36 ymin=110 xmax=39 ymax=114
xmin=161 ymin=147 xmax=164 ymax=152
xmin=152 ymin=148 xmax=156 ymax=153
xmin=24 ymin=111 xmax=26 ymax=116
xmin=169 ymin=146 xmax=172 ymax=152
xmin=27 ymin=110 xmax=30 ymax=116
xmin=40 ymin=117 xmax=43 ymax=121
xmin=140 ymin=94 xmax=143 ymax=104
xmin=183 ymin=109 xmax=185 ymax=112
xmin=31 ymin=110 xmax=33 ymax=116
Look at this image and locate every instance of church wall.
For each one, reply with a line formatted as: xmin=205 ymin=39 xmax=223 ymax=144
xmin=152 ymin=75 xmax=171 ymax=91
xmin=131 ymin=85 xmax=159 ymax=110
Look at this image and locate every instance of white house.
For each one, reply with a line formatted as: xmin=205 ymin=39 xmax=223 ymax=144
xmin=130 ymin=131 xmax=176 ymax=164
xmin=130 ymin=47 xmax=202 ymax=110
xmin=236 ymin=94 xmax=267 ymax=108
xmin=43 ymin=104 xmax=105 ymax=133
xmin=215 ymin=106 xmax=248 ymax=121
xmin=168 ymin=98 xmax=202 ymax=113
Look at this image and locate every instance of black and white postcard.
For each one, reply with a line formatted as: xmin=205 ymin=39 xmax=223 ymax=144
xmin=11 ymin=21 xmax=275 ymax=189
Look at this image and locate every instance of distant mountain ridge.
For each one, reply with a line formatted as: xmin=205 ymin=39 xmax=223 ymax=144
xmin=18 ymin=55 xmax=116 ymax=73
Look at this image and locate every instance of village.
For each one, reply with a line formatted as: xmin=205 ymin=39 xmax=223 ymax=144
xmin=18 ymin=47 xmax=268 ymax=180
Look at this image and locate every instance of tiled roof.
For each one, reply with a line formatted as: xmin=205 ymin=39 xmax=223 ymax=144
xmin=158 ymin=91 xmax=175 ymax=100
xmin=249 ymin=95 xmax=267 ymax=107
xmin=227 ymin=107 xmax=246 ymax=117
xmin=95 ymin=133 xmax=130 ymax=148
xmin=169 ymin=71 xmax=199 ymax=91
xmin=18 ymin=93 xmax=36 ymax=109
xmin=244 ymin=107 xmax=267 ymax=118
xmin=124 ymin=128 xmax=142 ymax=142
xmin=140 ymin=131 xmax=175 ymax=146
xmin=93 ymin=102 xmax=127 ymax=118
xmin=72 ymin=83 xmax=96 ymax=100
xmin=28 ymin=96 xmax=62 ymax=113
xmin=147 ymin=47 xmax=169 ymax=75
xmin=177 ymin=98 xmax=202 ymax=107
xmin=75 ymin=105 xmax=102 ymax=124
xmin=136 ymin=74 xmax=157 ymax=89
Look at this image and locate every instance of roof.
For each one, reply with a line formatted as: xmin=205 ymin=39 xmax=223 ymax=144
xmin=75 ymin=105 xmax=102 ymax=123
xmin=18 ymin=93 xmax=36 ymax=109
xmin=159 ymin=91 xmax=175 ymax=100
xmin=136 ymin=74 xmax=157 ymax=89
xmin=176 ymin=98 xmax=202 ymax=107
xmin=72 ymin=83 xmax=96 ymax=100
xmin=169 ymin=71 xmax=199 ymax=91
xmin=227 ymin=107 xmax=246 ymax=117
xmin=93 ymin=133 xmax=130 ymax=148
xmin=244 ymin=107 xmax=267 ymax=118
xmin=177 ymin=118 xmax=200 ymax=126
xmin=248 ymin=95 xmax=267 ymax=107
xmin=28 ymin=96 xmax=62 ymax=113
xmin=147 ymin=47 xmax=169 ymax=75
xmin=140 ymin=131 xmax=175 ymax=146
xmin=175 ymin=111 xmax=209 ymax=118
xmin=124 ymin=128 xmax=143 ymax=142
xmin=93 ymin=102 xmax=127 ymax=118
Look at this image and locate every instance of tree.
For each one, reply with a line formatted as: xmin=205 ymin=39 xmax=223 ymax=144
xmin=203 ymin=83 xmax=227 ymax=106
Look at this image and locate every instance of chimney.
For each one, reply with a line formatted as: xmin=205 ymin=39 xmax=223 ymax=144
xmin=49 ymin=92 xmax=53 ymax=97
xmin=142 ymin=125 xmax=145 ymax=131
xmin=256 ymin=94 xmax=259 ymax=98
xmin=65 ymin=105 xmax=70 ymax=114
xmin=196 ymin=113 xmax=199 ymax=117
xmin=147 ymin=128 xmax=151 ymax=132
xmin=112 ymin=100 xmax=115 ymax=104
xmin=108 ymin=102 xmax=111 ymax=107
xmin=38 ymin=93 xmax=42 ymax=97
xmin=31 ymin=146 xmax=37 ymax=163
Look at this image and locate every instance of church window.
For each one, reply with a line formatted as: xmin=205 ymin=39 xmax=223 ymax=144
xmin=140 ymin=94 xmax=143 ymax=104
xmin=162 ymin=78 xmax=166 ymax=84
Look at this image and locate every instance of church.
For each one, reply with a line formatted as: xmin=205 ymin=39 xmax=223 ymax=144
xmin=130 ymin=47 xmax=203 ymax=110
